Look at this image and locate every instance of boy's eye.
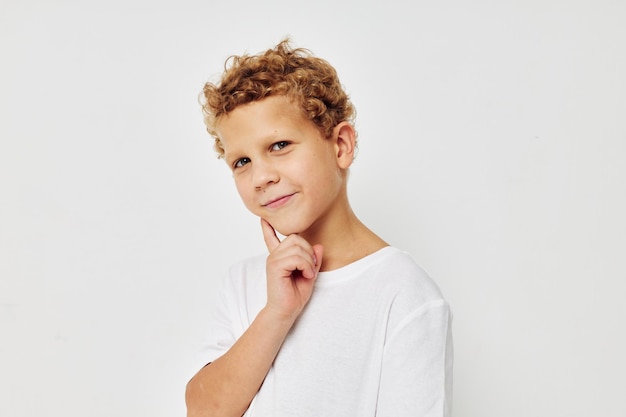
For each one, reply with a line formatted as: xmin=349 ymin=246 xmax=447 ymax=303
xmin=271 ymin=141 xmax=290 ymax=151
xmin=234 ymin=157 xmax=251 ymax=169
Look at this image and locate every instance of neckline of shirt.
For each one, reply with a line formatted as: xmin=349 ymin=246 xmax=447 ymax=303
xmin=314 ymin=246 xmax=398 ymax=287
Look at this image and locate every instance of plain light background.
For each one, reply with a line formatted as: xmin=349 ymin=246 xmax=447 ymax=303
xmin=1 ymin=1 xmax=625 ymax=416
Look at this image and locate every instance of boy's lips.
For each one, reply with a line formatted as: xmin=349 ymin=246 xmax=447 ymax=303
xmin=262 ymin=193 xmax=296 ymax=209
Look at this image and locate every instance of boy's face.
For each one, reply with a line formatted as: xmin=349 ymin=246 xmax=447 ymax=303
xmin=217 ymin=95 xmax=350 ymax=237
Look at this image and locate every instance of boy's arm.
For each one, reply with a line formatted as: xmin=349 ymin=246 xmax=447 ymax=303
xmin=185 ymin=219 xmax=323 ymax=417
xmin=185 ymin=307 xmax=296 ymax=417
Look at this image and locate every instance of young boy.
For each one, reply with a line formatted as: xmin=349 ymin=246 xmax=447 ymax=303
xmin=186 ymin=40 xmax=453 ymax=417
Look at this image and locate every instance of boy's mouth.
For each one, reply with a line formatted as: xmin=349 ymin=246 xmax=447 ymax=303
xmin=263 ymin=193 xmax=296 ymax=209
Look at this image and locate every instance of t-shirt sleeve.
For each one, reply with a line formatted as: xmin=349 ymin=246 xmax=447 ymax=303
xmin=187 ymin=256 xmax=266 ymax=381
xmin=188 ymin=274 xmax=241 ymax=378
xmin=377 ymin=299 xmax=453 ymax=417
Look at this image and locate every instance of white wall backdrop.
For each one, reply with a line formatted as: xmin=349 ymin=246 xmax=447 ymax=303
xmin=1 ymin=1 xmax=625 ymax=416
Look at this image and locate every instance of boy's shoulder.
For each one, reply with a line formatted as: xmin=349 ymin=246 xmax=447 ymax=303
xmin=364 ymin=246 xmax=444 ymax=299
xmin=364 ymin=247 xmax=449 ymax=322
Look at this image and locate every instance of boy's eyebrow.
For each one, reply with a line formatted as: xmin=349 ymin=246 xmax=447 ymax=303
xmin=223 ymin=131 xmax=285 ymax=161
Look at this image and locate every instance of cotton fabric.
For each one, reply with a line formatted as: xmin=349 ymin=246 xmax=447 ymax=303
xmin=196 ymin=246 xmax=453 ymax=417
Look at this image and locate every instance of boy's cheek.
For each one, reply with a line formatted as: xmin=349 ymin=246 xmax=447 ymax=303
xmin=241 ymin=200 xmax=262 ymax=217
xmin=234 ymin=184 xmax=256 ymax=210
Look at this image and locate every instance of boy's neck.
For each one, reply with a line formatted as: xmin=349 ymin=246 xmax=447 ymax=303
xmin=300 ymin=204 xmax=388 ymax=272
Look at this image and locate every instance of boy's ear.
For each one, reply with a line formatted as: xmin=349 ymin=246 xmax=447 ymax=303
xmin=332 ymin=122 xmax=356 ymax=169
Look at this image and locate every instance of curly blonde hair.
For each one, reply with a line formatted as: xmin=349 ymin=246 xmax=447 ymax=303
xmin=201 ymin=39 xmax=356 ymax=157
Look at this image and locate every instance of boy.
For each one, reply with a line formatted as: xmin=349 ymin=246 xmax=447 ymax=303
xmin=186 ymin=40 xmax=453 ymax=417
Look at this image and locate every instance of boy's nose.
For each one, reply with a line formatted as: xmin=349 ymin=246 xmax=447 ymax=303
xmin=253 ymin=160 xmax=279 ymax=190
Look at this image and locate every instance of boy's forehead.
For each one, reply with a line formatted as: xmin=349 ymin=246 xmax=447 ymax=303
xmin=220 ymin=96 xmax=300 ymax=127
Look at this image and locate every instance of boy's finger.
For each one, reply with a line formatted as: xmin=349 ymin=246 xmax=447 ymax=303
xmin=261 ymin=218 xmax=281 ymax=252
xmin=302 ymin=244 xmax=323 ymax=279
xmin=312 ymin=244 xmax=324 ymax=273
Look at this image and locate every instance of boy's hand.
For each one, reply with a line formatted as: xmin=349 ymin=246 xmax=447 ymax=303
xmin=261 ymin=219 xmax=323 ymax=323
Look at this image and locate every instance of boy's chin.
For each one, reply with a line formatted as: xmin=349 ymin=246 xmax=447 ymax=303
xmin=273 ymin=224 xmax=305 ymax=237
xmin=267 ymin=218 xmax=310 ymax=237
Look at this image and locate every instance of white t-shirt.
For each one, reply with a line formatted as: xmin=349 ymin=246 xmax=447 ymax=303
xmin=197 ymin=246 xmax=453 ymax=417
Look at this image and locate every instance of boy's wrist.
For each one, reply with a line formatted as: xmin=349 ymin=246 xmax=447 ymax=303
xmin=259 ymin=306 xmax=299 ymax=330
